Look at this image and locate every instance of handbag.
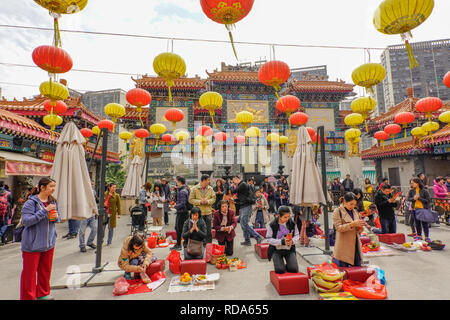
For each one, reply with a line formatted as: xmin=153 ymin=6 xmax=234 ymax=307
xmin=187 ymin=238 xmax=204 ymax=257
xmin=415 ymin=208 xmax=438 ymax=224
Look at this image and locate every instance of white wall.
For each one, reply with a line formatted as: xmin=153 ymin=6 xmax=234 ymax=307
xmin=381 ymin=158 xmax=415 ymax=190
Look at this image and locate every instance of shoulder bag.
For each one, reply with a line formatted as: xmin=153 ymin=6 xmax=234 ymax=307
xmin=415 ymin=208 xmax=438 ymax=224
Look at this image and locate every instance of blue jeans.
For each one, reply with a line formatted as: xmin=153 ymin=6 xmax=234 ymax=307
xmin=412 ymin=210 xmax=429 ymax=238
xmin=107 ymin=220 xmax=114 ymax=245
xmin=68 ymin=219 xmax=81 ymax=235
xmin=79 ymin=216 xmax=97 ymax=249
xmin=254 ymin=210 xmax=264 ymax=229
xmin=240 ymin=205 xmax=260 ymax=242
xmin=380 ymin=218 xmax=396 ymax=234
xmin=0 ymin=213 xmax=9 ymax=238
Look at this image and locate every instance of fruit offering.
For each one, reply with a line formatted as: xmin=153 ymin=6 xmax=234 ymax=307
xmin=216 ymin=255 xmax=230 ymax=269
xmin=157 ymin=235 xmax=166 ymax=244
xmin=311 ymin=269 xmax=345 ymax=293
xmin=180 ymin=272 xmax=192 ymax=283
xmin=421 ymin=243 xmax=432 ymax=251
xmin=368 ymin=241 xmax=380 ymax=250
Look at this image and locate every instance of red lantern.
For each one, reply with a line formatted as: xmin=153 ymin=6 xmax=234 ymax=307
xmin=394 ymin=112 xmax=415 ymax=138
xmin=384 ymin=124 xmax=401 ymax=147
xmin=258 ymin=60 xmax=291 ymax=102
xmin=234 ymin=135 xmax=246 ymax=144
xmin=200 ymin=0 xmax=255 ymax=59
xmin=374 ymin=130 xmax=390 ymax=149
xmin=289 ymin=111 xmax=308 ymax=127
xmin=80 ymin=128 xmax=93 ymax=138
xmin=165 ymin=108 xmax=184 ymax=131
xmin=135 ymin=129 xmax=150 ymax=139
xmin=32 ymin=45 xmax=73 ymax=74
xmin=98 ymin=119 xmax=115 ymax=132
xmin=162 ymin=134 xmax=175 ymax=143
xmin=415 ymin=97 xmax=443 ymax=121
xmin=126 ymin=88 xmax=152 ymax=107
xmin=198 ymin=125 xmax=213 ymax=137
xmin=444 ymin=71 xmax=450 ymax=88
xmin=306 ymin=127 xmax=316 ymax=140
xmin=214 ymin=132 xmax=227 ymax=142
xmin=311 ymin=133 xmax=317 ymax=144
xmin=276 ymin=96 xmax=300 ymax=114
xmin=43 ymin=99 xmax=68 ymax=115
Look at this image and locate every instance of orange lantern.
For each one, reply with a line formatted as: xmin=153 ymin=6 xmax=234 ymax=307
xmin=394 ymin=112 xmax=415 ymax=138
xmin=165 ymin=108 xmax=184 ymax=131
xmin=384 ymin=124 xmax=402 ymax=147
xmin=43 ymin=99 xmax=68 ymax=115
xmin=234 ymin=135 xmax=246 ymax=144
xmin=289 ymin=112 xmax=308 ymax=127
xmin=374 ymin=131 xmax=390 ymax=149
xmin=135 ymin=129 xmax=150 ymax=139
xmin=32 ymin=45 xmax=73 ymax=74
xmin=214 ymin=132 xmax=228 ymax=142
xmin=415 ymin=97 xmax=443 ymax=121
xmin=98 ymin=119 xmax=115 ymax=132
xmin=162 ymin=134 xmax=175 ymax=143
xmin=259 ymin=60 xmax=291 ymax=104
xmin=444 ymin=71 xmax=450 ymax=88
xmin=306 ymin=127 xmax=316 ymax=140
xmin=198 ymin=125 xmax=213 ymax=137
xmin=126 ymin=88 xmax=151 ymax=127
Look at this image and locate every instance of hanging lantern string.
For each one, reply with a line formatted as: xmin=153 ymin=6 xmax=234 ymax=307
xmin=225 ymin=24 xmax=238 ymax=61
xmin=272 ymin=44 xmax=276 ymax=60
xmin=401 ymin=32 xmax=418 ymax=69
xmin=210 ymin=112 xmax=216 ymax=129
xmin=139 ymin=112 xmax=144 ymax=128
xmin=50 ymin=12 xmax=62 ymax=47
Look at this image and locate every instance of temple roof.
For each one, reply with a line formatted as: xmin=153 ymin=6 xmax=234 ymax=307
xmin=122 ymin=105 xmax=150 ymax=120
xmin=132 ymin=76 xmax=206 ymax=90
xmin=0 ymin=95 xmax=101 ymax=125
xmin=286 ymin=80 xmax=355 ymax=93
xmin=206 ymin=69 xmax=261 ymax=83
xmin=0 ymin=109 xmax=59 ymax=143
xmin=421 ymin=125 xmax=450 ymax=146
xmin=361 ymin=139 xmax=432 ymax=160
xmin=85 ymin=144 xmax=120 ymax=162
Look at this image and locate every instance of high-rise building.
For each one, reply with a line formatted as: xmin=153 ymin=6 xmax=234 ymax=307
xmin=81 ymin=89 xmax=126 ymax=153
xmin=290 ymin=65 xmax=328 ymax=81
xmin=373 ymin=83 xmax=386 ymax=116
xmin=381 ymin=38 xmax=449 ymax=109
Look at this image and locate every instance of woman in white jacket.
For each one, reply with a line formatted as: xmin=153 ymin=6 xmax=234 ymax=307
xmin=150 ymin=183 xmax=165 ymax=226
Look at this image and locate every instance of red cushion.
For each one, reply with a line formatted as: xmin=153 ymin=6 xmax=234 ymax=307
xmin=180 ymin=259 xmax=207 ymax=275
xmin=165 ymin=230 xmax=177 ymax=241
xmin=377 ymin=233 xmax=405 ymax=245
xmin=255 ymin=243 xmax=269 ymax=259
xmin=254 ymin=228 xmax=267 ymax=238
xmin=339 ymin=267 xmax=376 ymax=282
xmin=145 ymin=259 xmax=166 ymax=277
xmin=270 ymin=271 xmax=309 ymax=295
xmin=212 ymin=229 xmax=216 ymax=239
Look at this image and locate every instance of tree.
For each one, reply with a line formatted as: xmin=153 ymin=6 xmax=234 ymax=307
xmin=105 ymin=155 xmax=127 ymax=188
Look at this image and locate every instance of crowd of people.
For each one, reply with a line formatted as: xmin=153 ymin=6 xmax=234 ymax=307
xmin=8 ymin=169 xmax=450 ymax=299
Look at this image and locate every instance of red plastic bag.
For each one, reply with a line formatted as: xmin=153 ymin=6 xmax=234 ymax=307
xmin=342 ymin=275 xmax=387 ymax=300
xmin=205 ymin=243 xmax=225 ymax=262
xmin=112 ymin=276 xmax=130 ymax=296
xmin=147 ymin=236 xmax=157 ymax=249
xmin=166 ymin=250 xmax=181 ymax=274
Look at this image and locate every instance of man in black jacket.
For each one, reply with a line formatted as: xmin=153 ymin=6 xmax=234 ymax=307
xmin=342 ymin=174 xmax=354 ymax=192
xmin=161 ymin=178 xmax=171 ymax=226
xmin=232 ymin=175 xmax=264 ymax=246
xmin=374 ymin=184 xmax=400 ymax=234
xmin=261 ymin=177 xmax=275 ymax=213
xmin=172 ymin=176 xmax=189 ymax=251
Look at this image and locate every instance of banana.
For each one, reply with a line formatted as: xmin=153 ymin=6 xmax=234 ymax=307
xmin=311 ymin=270 xmax=345 ymax=282
xmin=312 ymin=276 xmax=342 ymax=290
xmin=313 ymin=281 xmax=343 ymax=293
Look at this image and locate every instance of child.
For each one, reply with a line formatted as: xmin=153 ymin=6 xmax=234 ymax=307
xmin=266 ymin=206 xmax=300 ymax=274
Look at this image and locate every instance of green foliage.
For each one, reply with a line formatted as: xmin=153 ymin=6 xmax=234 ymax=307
xmin=105 ymin=155 xmax=127 ymax=188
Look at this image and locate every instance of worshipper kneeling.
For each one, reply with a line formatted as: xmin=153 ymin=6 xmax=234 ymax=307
xmin=182 ymin=207 xmax=207 ymax=260
xmin=266 ymin=206 xmax=300 ymax=274
xmin=118 ymin=234 xmax=152 ymax=283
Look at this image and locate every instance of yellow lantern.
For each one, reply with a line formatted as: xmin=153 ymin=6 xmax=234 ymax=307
xmin=153 ymin=52 xmax=186 ymax=102
xmin=39 ymin=80 xmax=69 ymax=106
xmin=421 ymin=121 xmax=439 ymax=143
xmin=33 ymin=0 xmax=88 ymax=14
xmin=199 ymin=91 xmax=223 ymax=128
xmin=279 ymin=135 xmax=289 ymax=152
xmin=195 ymin=135 xmax=210 ymax=155
xmin=351 ymin=97 xmax=376 ymax=132
xmin=104 ymin=103 xmax=126 ymax=123
xmin=439 ymin=111 xmax=450 ymax=124
xmin=411 ymin=126 xmax=426 ymax=147
xmin=267 ymin=133 xmax=280 ymax=144
xmin=43 ymin=114 xmax=63 ymax=138
xmin=245 ymin=126 xmax=260 ymax=138
xmin=344 ymin=113 xmax=364 ymax=129
xmin=373 ymin=0 xmax=434 ymax=69
xmin=119 ymin=131 xmax=133 ymax=151
xmin=150 ymin=123 xmax=166 ymax=149
xmin=236 ymin=111 xmax=254 ymax=129
xmin=175 ymin=130 xmax=190 ymax=143
xmin=92 ymin=126 xmax=100 ymax=136
xmin=345 ymin=128 xmax=362 ymax=156
xmin=352 ymin=63 xmax=386 ymax=95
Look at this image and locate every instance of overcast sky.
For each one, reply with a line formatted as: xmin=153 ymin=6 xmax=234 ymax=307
xmin=0 ymin=0 xmax=449 ymax=99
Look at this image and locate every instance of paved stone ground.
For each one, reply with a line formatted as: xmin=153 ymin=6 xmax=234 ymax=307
xmin=1 ymin=209 xmax=449 ymax=300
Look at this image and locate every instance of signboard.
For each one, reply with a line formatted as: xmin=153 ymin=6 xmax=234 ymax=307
xmin=227 ymin=100 xmax=269 ymax=124
xmin=304 ymin=108 xmax=336 ymax=133
xmin=42 ymin=152 xmax=55 ymax=163
xmin=6 ymin=161 xmax=52 ymax=176
xmin=0 ymin=139 xmax=12 ymax=150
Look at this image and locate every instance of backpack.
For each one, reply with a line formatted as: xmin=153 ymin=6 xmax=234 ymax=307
xmin=185 ymin=188 xmax=193 ymax=212
xmin=0 ymin=191 xmax=10 ymax=217
xmin=247 ymin=184 xmax=257 ymax=206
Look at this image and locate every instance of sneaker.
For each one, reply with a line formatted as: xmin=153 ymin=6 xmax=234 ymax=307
xmin=414 ymin=236 xmax=422 ymax=241
xmin=80 ymin=247 xmax=87 ymax=253
xmin=240 ymin=241 xmax=251 ymax=246
xmin=256 ymin=236 xmax=263 ymax=244
xmin=36 ymin=295 xmax=55 ymax=300
xmin=87 ymin=243 xmax=97 ymax=249
xmin=407 ymin=233 xmax=417 ymax=237
xmin=425 ymin=237 xmax=431 ymax=243
xmin=62 ymin=233 xmax=71 ymax=239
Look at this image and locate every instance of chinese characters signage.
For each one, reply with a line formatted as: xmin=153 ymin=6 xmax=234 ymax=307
xmin=304 ymin=108 xmax=336 ymax=133
xmin=6 ymin=161 xmax=52 ymax=176
xmin=0 ymin=139 xmax=12 ymax=149
xmin=227 ymin=100 xmax=269 ymax=124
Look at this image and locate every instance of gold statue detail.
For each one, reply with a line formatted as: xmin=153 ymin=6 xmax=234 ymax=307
xmin=287 ymin=129 xmax=298 ymax=158
xmin=229 ymin=102 xmax=267 ymax=123
xmin=129 ymin=136 xmax=144 ymax=160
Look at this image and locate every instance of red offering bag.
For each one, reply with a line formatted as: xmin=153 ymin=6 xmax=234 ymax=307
xmin=112 ymin=277 xmax=130 ymax=296
xmin=342 ymin=275 xmax=387 ymax=300
xmin=166 ymin=250 xmax=182 ymax=274
xmin=147 ymin=236 xmax=157 ymax=249
xmin=205 ymin=243 xmax=225 ymax=263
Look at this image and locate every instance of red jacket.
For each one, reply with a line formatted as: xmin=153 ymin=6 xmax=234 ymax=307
xmin=213 ymin=209 xmax=237 ymax=243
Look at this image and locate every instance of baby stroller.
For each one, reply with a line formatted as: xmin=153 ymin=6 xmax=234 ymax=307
xmin=129 ymin=203 xmax=148 ymax=235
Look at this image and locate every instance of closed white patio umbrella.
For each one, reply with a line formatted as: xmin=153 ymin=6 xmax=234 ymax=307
xmin=121 ymin=155 xmax=144 ymax=197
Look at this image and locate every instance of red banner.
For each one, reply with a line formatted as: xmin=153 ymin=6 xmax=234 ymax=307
xmin=6 ymin=161 xmax=52 ymax=176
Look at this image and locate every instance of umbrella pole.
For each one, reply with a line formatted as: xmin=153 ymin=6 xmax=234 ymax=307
xmin=93 ymin=128 xmax=109 ymax=272
xmin=318 ymin=126 xmax=332 ymax=255
xmin=87 ymin=131 xmax=102 ymax=172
